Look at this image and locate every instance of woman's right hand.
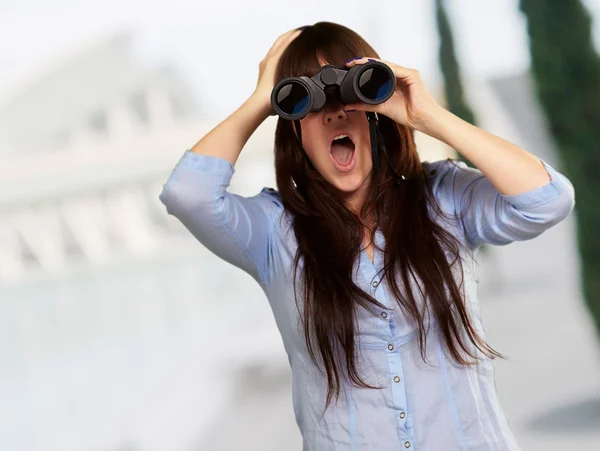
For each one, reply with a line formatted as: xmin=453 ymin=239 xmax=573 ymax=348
xmin=252 ymin=26 xmax=305 ymax=115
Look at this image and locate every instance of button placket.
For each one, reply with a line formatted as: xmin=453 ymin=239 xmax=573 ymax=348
xmin=384 ymin=332 xmax=411 ymax=444
xmin=363 ymin=252 xmax=414 ymax=447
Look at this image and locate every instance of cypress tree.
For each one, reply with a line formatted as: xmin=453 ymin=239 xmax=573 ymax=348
xmin=434 ymin=0 xmax=493 ymax=256
xmin=520 ymin=0 xmax=600 ymax=337
xmin=434 ymin=0 xmax=477 ymax=168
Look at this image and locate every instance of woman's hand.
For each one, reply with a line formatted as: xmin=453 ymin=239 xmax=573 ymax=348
xmin=252 ymin=26 xmax=305 ymax=114
xmin=343 ymin=57 xmax=441 ymax=130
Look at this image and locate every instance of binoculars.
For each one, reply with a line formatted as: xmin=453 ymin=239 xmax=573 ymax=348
xmin=270 ymin=60 xmax=396 ymax=120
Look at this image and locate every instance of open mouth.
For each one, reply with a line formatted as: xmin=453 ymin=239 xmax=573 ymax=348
xmin=330 ymin=135 xmax=356 ymax=170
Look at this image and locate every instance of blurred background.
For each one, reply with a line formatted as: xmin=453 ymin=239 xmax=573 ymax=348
xmin=1 ymin=0 xmax=599 ymax=450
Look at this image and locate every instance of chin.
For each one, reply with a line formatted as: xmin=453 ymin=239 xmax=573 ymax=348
xmin=330 ymin=173 xmax=368 ymax=193
xmin=326 ymin=160 xmax=371 ymax=195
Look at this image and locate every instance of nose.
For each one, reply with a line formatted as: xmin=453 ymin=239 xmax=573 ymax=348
xmin=323 ymin=100 xmax=348 ymax=124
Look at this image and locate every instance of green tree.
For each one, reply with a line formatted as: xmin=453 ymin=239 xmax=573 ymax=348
xmin=434 ymin=0 xmax=476 ymax=168
xmin=434 ymin=0 xmax=492 ymax=256
xmin=520 ymin=0 xmax=600 ymax=337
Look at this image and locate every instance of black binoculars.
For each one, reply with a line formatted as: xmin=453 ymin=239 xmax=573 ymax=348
xmin=270 ymin=60 xmax=396 ymax=120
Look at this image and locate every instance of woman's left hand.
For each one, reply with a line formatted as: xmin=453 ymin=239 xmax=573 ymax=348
xmin=344 ymin=57 xmax=440 ymax=130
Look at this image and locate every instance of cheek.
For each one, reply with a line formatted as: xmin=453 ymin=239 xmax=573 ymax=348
xmin=304 ymin=140 xmax=327 ymax=165
xmin=299 ymin=121 xmax=327 ymax=159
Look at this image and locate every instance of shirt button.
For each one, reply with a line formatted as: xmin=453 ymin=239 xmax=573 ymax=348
xmin=404 ymin=441 xmax=411 ymax=448
xmin=381 ymin=311 xmax=388 ymax=319
xmin=388 ymin=344 xmax=394 ymax=351
xmin=399 ymin=411 xmax=406 ymax=419
xmin=393 ymin=376 xmax=400 ymax=383
xmin=372 ymin=280 xmax=379 ymax=288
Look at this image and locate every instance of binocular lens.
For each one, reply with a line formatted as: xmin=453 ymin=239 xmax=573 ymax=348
xmin=357 ymin=66 xmax=393 ymax=101
xmin=276 ymin=82 xmax=310 ymax=115
xmin=271 ymin=62 xmax=396 ymax=119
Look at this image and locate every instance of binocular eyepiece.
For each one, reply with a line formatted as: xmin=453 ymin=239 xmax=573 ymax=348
xmin=270 ymin=60 xmax=396 ymax=120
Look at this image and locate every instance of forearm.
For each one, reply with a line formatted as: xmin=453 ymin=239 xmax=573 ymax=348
xmin=417 ymin=106 xmax=551 ymax=196
xmin=190 ymin=94 xmax=272 ymax=167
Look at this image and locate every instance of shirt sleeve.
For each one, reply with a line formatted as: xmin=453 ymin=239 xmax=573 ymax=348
xmin=158 ymin=149 xmax=282 ymax=285
xmin=429 ymin=156 xmax=576 ymax=250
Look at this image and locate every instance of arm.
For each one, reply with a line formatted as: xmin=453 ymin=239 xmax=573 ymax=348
xmin=339 ymin=59 xmax=576 ymax=248
xmin=419 ymin=106 xmax=558 ymax=197
xmin=419 ymin=106 xmax=575 ymax=249
xmin=159 ymin=28 xmax=303 ymax=284
xmin=189 ymin=94 xmax=272 ymax=166
xmin=343 ymin=58 xmax=559 ymax=198
xmin=159 ymin=95 xmax=280 ymax=285
xmin=430 ymin=157 xmax=575 ymax=249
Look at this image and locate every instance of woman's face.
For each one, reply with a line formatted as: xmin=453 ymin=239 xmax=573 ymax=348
xmin=297 ymin=60 xmax=373 ymax=208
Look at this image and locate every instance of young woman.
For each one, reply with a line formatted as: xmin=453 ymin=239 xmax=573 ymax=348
xmin=159 ymin=22 xmax=575 ymax=451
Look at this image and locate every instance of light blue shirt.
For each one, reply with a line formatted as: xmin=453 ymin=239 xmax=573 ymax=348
xmin=159 ymin=149 xmax=575 ymax=451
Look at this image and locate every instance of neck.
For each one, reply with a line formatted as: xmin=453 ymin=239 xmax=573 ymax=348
xmin=341 ymin=173 xmax=372 ymax=216
xmin=343 ymin=188 xmax=377 ymax=237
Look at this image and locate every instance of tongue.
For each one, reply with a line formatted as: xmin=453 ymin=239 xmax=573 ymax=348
xmin=331 ymin=141 xmax=354 ymax=165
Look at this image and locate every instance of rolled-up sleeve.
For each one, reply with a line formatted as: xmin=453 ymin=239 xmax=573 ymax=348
xmin=159 ymin=149 xmax=281 ymax=285
xmin=430 ymin=157 xmax=576 ymax=250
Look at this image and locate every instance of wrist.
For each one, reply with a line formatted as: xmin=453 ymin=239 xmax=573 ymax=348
xmin=248 ymin=91 xmax=273 ymax=121
xmin=413 ymin=105 xmax=452 ymax=139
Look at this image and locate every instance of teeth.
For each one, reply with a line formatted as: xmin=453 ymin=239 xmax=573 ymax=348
xmin=333 ymin=134 xmax=348 ymax=141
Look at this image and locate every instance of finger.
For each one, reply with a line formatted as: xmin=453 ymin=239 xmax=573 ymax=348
xmin=279 ymin=27 xmax=304 ymax=42
xmin=268 ymin=29 xmax=301 ymax=54
xmin=267 ymin=28 xmax=303 ymax=57
xmin=346 ymin=57 xmax=419 ymax=80
xmin=345 ymin=56 xmax=378 ymax=66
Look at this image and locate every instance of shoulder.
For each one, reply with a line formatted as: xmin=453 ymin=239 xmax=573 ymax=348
xmin=422 ymin=158 xmax=457 ymax=200
xmin=422 ymin=158 xmax=483 ymax=195
xmin=256 ymin=186 xmax=286 ymax=226
xmin=256 ymin=187 xmax=294 ymax=243
xmin=421 ymin=159 xmax=483 ymax=247
xmin=422 ymin=158 xmax=473 ymax=180
xmin=258 ymin=186 xmax=283 ymax=208
xmin=421 ymin=158 xmax=483 ymax=220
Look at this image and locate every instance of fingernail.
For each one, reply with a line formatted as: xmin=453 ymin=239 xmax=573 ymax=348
xmin=368 ymin=58 xmax=376 ymax=62
xmin=345 ymin=57 xmax=355 ymax=63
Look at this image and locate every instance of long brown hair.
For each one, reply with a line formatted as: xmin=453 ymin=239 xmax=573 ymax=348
xmin=273 ymin=21 xmax=504 ymax=411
